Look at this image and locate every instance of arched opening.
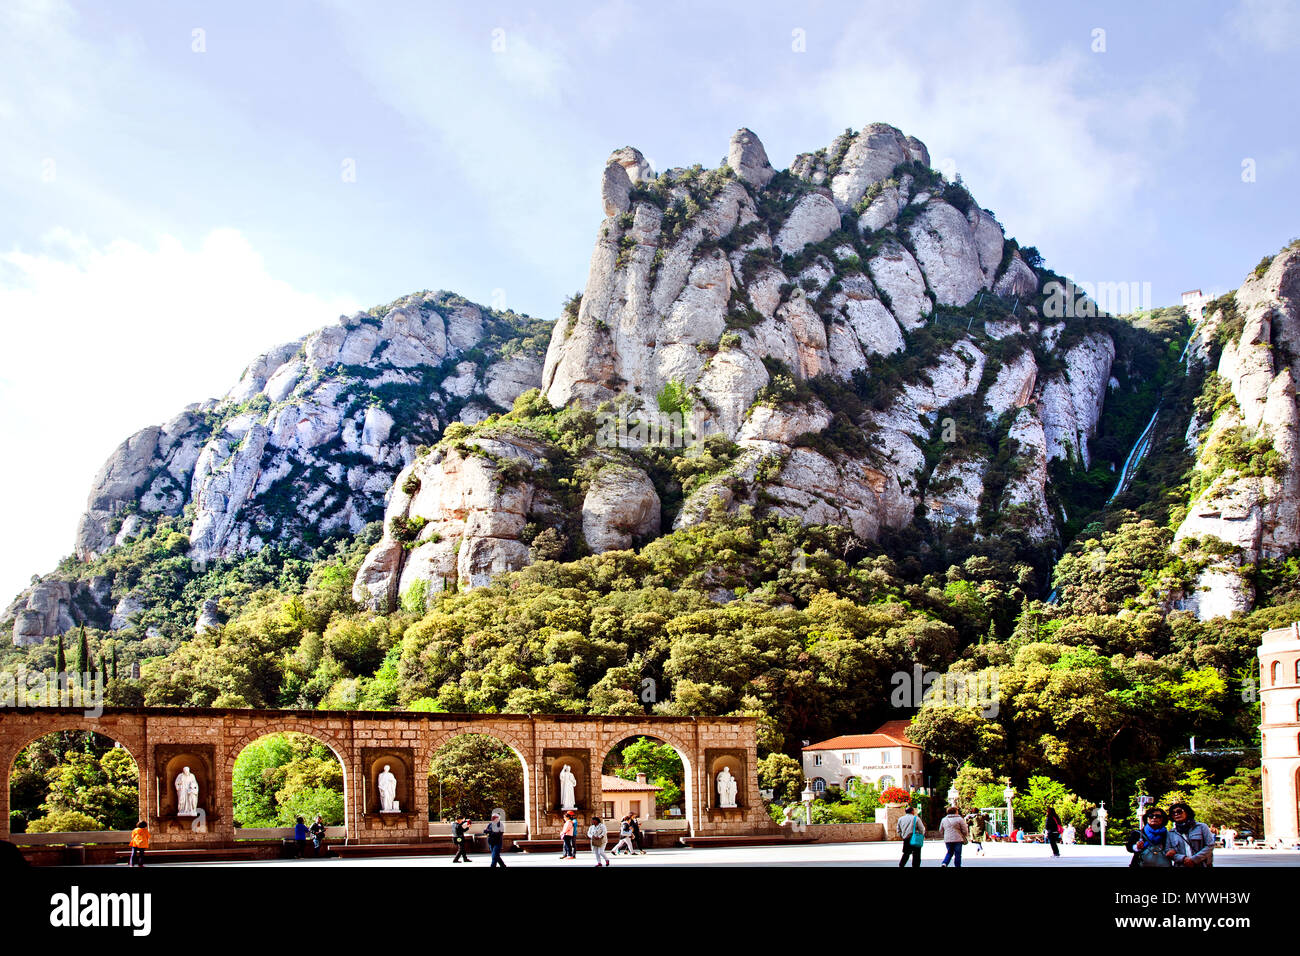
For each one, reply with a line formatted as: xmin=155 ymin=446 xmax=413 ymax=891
xmin=427 ymin=733 xmax=526 ymax=825
xmin=231 ymin=732 xmax=347 ymax=837
xmin=9 ymin=730 xmax=139 ymax=837
xmin=601 ymin=735 xmax=689 ymax=828
xmin=1272 ymin=661 xmax=1280 ymax=685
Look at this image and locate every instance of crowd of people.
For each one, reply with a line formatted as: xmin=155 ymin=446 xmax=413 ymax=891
xmin=895 ymin=801 xmax=1224 ymax=867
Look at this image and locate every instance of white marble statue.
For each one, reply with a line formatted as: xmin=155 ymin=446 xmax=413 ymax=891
xmin=717 ymin=767 xmax=738 ymax=808
xmin=378 ymin=764 xmax=398 ymax=813
xmin=175 ymin=766 xmax=199 ymax=817
xmin=558 ymin=764 xmax=577 ymax=810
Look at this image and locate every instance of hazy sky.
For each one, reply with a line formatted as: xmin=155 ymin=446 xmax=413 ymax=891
xmin=1 ymin=0 xmax=1298 ymax=603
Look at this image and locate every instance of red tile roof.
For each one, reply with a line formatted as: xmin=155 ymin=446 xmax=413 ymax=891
xmin=802 ymin=720 xmax=917 ymax=751
xmin=600 ymin=773 xmax=663 ymax=792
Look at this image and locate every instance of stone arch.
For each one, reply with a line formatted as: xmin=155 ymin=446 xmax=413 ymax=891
xmin=226 ymin=723 xmax=352 ymax=832
xmin=6 ymin=725 xmax=145 ymax=835
xmin=423 ymin=724 xmax=532 ymax=828
xmin=596 ymin=726 xmax=695 ymax=831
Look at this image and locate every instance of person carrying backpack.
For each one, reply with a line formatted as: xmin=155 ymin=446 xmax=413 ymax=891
xmin=897 ymin=806 xmax=925 ymax=867
xmin=1124 ymin=807 xmax=1189 ymax=867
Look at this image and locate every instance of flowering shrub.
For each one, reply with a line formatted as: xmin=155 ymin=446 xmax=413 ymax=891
xmin=880 ymin=786 xmax=911 ymax=805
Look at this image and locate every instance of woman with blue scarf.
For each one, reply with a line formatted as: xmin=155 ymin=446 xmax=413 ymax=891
xmin=1124 ymin=807 xmax=1190 ymax=867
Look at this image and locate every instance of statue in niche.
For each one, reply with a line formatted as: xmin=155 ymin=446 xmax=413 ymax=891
xmin=378 ymin=764 xmax=399 ymax=812
xmin=558 ymin=764 xmax=577 ymax=810
xmin=175 ymin=766 xmax=200 ymax=817
xmin=716 ymin=767 xmax=738 ymax=808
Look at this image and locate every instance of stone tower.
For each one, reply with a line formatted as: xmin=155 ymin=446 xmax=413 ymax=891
xmin=1259 ymin=623 xmax=1300 ymax=846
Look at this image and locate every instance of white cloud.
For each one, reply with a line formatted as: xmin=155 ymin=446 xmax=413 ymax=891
xmin=0 ymin=229 xmax=358 ymax=602
xmin=1227 ymin=0 xmax=1300 ymax=53
xmin=802 ymin=4 xmax=1192 ymax=251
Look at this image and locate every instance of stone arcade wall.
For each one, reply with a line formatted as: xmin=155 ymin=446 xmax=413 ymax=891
xmin=0 ymin=707 xmax=768 ymax=846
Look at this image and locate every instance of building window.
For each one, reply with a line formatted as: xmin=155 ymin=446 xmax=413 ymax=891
xmin=843 ymin=752 xmax=857 ymax=765
xmin=602 ymin=802 xmax=615 ymax=819
xmin=812 ymin=778 xmax=826 ymax=792
xmin=880 ymin=750 xmax=893 ymax=764
xmin=814 ymin=754 xmax=823 ymax=766
xmin=844 ymin=776 xmax=859 ymax=794
xmin=1272 ymin=661 xmax=1279 ymax=684
xmin=879 ymin=775 xmax=895 ymax=789
xmin=1295 ymin=658 xmax=1300 ymax=682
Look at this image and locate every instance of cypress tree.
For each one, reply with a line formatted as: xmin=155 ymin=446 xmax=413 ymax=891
xmin=55 ymin=632 xmax=67 ymax=693
xmin=111 ymin=645 xmax=119 ymax=681
xmin=75 ymin=625 xmax=89 ymax=676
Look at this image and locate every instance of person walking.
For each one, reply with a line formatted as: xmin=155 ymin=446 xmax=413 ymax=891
xmin=630 ymin=813 xmax=645 ymax=854
xmin=1062 ymin=822 xmax=1076 ymax=845
xmin=611 ymin=815 xmax=637 ymax=855
xmin=939 ymin=806 xmax=969 ymax=868
xmin=452 ymin=815 xmax=472 ymax=863
xmin=293 ymin=816 xmax=310 ymax=859
xmin=967 ymin=812 xmax=987 ymax=855
xmin=128 ymin=820 xmax=149 ymax=867
xmin=309 ymin=815 xmax=327 ymax=857
xmin=588 ymin=816 xmax=610 ymax=867
xmin=1124 ymin=807 xmax=1190 ymax=867
xmin=897 ymin=805 xmax=925 ymax=867
xmin=1221 ymin=825 xmax=1236 ymax=849
xmin=1170 ymin=803 xmax=1214 ymax=867
xmin=559 ymin=811 xmax=577 ymax=859
xmin=1045 ymin=806 xmax=1063 ymax=858
xmin=482 ymin=813 xmax=507 ymax=868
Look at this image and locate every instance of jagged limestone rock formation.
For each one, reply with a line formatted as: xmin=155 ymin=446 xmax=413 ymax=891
xmin=8 ymin=291 xmax=547 ymax=644
xmin=1176 ymin=245 xmax=1300 ymax=618
xmin=75 ymin=291 xmax=546 ymax=567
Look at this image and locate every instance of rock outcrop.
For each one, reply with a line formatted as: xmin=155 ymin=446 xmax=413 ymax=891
xmin=1175 ymin=245 xmax=1300 ymax=618
xmin=73 ymin=292 xmax=549 ymax=566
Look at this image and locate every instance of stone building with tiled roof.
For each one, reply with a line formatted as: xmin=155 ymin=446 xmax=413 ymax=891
xmin=801 ymin=720 xmax=924 ymax=795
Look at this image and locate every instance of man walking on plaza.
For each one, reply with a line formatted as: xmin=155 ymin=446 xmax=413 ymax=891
xmin=897 ymin=805 xmax=925 ymax=867
xmin=483 ymin=812 xmax=507 ymax=868
xmin=452 ymin=815 xmax=472 ymax=863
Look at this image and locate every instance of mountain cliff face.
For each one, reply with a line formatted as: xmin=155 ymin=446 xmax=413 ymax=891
xmin=6 ymin=291 xmax=548 ymax=644
xmin=41 ymin=123 xmax=1285 ymax=642
xmin=1175 ymin=244 xmax=1300 ymax=618
xmin=351 ymin=125 xmax=1119 ymax=610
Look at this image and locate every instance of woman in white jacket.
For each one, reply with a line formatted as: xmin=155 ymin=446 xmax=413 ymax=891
xmin=588 ymin=816 xmax=610 ymax=867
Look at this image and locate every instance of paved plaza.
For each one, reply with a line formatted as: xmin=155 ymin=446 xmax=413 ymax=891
xmin=145 ymin=841 xmax=1300 ymax=868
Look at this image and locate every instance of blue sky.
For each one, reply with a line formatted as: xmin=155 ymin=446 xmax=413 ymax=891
xmin=1 ymin=0 xmax=1298 ymax=601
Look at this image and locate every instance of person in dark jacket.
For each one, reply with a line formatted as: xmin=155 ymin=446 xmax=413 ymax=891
xmin=482 ymin=813 xmax=507 ymax=868
xmin=309 ymin=816 xmax=327 ymax=856
xmin=1169 ymin=803 xmax=1215 ymax=867
xmin=452 ymin=815 xmax=472 ymax=862
xmin=630 ymin=814 xmax=646 ymax=854
xmin=1044 ymin=806 xmax=1063 ymax=858
xmin=293 ymin=816 xmax=310 ymax=859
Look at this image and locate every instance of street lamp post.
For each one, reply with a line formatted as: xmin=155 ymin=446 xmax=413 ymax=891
xmin=1096 ymin=801 xmax=1108 ymax=846
xmin=1003 ymin=785 xmax=1016 ymax=836
xmin=801 ymin=784 xmax=815 ymax=829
